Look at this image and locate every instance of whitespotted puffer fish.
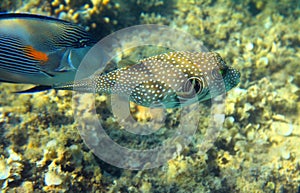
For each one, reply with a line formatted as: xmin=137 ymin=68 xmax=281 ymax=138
xmin=54 ymin=51 xmax=240 ymax=108
xmin=0 ymin=13 xmax=95 ymax=86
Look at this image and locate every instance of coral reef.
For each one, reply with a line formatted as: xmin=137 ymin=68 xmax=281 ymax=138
xmin=0 ymin=0 xmax=299 ymax=192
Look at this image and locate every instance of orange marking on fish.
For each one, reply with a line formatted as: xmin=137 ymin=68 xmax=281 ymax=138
xmin=23 ymin=46 xmax=48 ymax=64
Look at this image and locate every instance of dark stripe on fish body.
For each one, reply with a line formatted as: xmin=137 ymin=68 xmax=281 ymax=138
xmin=0 ymin=59 xmax=39 ymax=74
xmin=0 ymin=13 xmax=93 ymax=44
xmin=0 ymin=35 xmax=23 ymax=45
xmin=0 ymin=50 xmax=40 ymax=65
xmin=0 ymin=53 xmax=40 ymax=73
xmin=49 ymin=21 xmax=95 ymax=48
xmin=0 ymin=40 xmax=29 ymax=56
xmin=0 ymin=36 xmax=42 ymax=74
xmin=0 ymin=36 xmax=36 ymax=58
xmin=0 ymin=13 xmax=72 ymax=24
xmin=0 ymin=62 xmax=38 ymax=74
xmin=0 ymin=13 xmax=96 ymax=49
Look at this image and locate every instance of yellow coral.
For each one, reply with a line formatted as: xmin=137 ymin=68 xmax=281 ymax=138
xmin=165 ymin=156 xmax=188 ymax=183
xmin=139 ymin=181 xmax=152 ymax=193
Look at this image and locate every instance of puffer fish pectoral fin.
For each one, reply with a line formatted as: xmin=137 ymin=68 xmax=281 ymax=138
xmin=14 ymin=85 xmax=52 ymax=93
xmin=117 ymin=58 xmax=138 ymax=69
xmin=54 ymin=49 xmax=76 ymax=72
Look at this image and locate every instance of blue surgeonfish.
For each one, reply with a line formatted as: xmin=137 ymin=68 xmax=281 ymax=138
xmin=0 ymin=13 xmax=95 ymax=86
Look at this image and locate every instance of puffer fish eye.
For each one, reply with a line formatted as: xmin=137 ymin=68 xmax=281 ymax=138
xmin=182 ymin=77 xmax=204 ymax=96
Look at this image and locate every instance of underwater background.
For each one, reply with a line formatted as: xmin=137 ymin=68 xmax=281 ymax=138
xmin=0 ymin=0 xmax=300 ymax=192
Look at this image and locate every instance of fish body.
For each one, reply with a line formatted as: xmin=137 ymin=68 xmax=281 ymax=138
xmin=54 ymin=51 xmax=240 ymax=108
xmin=0 ymin=13 xmax=95 ymax=85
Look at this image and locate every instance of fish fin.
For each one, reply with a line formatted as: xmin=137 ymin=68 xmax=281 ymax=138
xmin=54 ymin=49 xmax=76 ymax=72
xmin=14 ymin=85 xmax=52 ymax=93
xmin=117 ymin=58 xmax=137 ymax=69
xmin=0 ymin=12 xmax=73 ymax=24
xmin=40 ymin=70 xmax=55 ymax=78
xmin=0 ymin=78 xmax=18 ymax=83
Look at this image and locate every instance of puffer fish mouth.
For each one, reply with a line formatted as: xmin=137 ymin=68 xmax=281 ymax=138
xmin=226 ymin=66 xmax=241 ymax=87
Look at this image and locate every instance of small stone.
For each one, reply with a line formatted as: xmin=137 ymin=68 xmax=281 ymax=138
xmin=46 ymin=139 xmax=57 ymax=148
xmin=256 ymin=57 xmax=269 ymax=68
xmin=0 ymin=158 xmax=10 ymax=180
xmin=271 ymin=121 xmax=293 ymax=136
xmin=8 ymin=149 xmax=21 ymax=162
xmin=224 ymin=116 xmax=235 ymax=128
xmin=259 ymin=57 xmax=268 ymax=65
xmin=44 ymin=171 xmax=63 ymax=186
xmin=281 ymin=150 xmax=290 ymax=160
xmin=272 ymin=114 xmax=286 ymax=122
xmin=245 ymin=42 xmax=254 ymax=51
